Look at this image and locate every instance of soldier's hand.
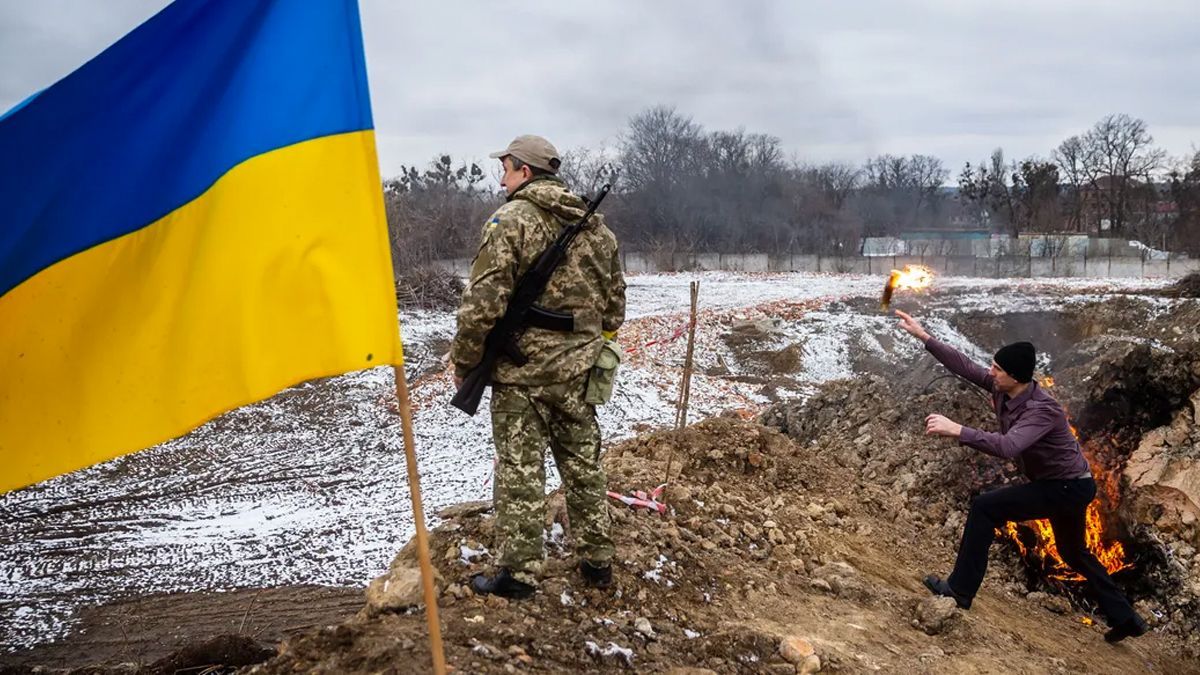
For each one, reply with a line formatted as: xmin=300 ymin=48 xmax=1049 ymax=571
xmin=454 ymin=374 xmax=464 ymax=388
xmin=895 ymin=310 xmax=931 ymax=342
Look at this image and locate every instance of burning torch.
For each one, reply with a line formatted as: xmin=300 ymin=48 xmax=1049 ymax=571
xmin=881 ymin=265 xmax=934 ymax=311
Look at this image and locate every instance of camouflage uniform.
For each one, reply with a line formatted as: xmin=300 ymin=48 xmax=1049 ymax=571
xmin=451 ymin=175 xmax=625 ymax=585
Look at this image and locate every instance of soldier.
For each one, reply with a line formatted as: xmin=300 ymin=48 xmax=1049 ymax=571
xmin=451 ymin=135 xmax=626 ymax=599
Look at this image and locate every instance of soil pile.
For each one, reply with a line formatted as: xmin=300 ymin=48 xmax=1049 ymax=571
xmin=238 ymin=415 xmax=1196 ymax=674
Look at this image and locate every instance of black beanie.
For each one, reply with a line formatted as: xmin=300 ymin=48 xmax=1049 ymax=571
xmin=994 ymin=341 xmax=1036 ymax=383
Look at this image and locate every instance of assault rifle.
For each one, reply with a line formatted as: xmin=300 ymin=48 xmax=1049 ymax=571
xmin=450 ymin=183 xmax=612 ymax=415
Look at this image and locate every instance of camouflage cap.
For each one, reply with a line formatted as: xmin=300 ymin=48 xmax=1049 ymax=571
xmin=489 ymin=135 xmax=561 ymax=174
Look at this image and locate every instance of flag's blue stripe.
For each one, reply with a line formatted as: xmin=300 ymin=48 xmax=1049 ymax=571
xmin=0 ymin=90 xmax=41 ymax=124
xmin=0 ymin=0 xmax=374 ymax=297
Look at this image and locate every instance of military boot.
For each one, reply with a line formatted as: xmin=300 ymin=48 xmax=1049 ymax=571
xmin=471 ymin=568 xmax=535 ymax=600
xmin=580 ymin=560 xmax=613 ymax=589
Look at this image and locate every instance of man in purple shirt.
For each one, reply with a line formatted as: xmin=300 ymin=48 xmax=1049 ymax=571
xmin=895 ymin=310 xmax=1147 ymax=643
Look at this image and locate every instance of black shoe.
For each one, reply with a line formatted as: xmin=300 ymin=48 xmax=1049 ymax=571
xmin=1105 ymin=614 xmax=1148 ymax=643
xmin=471 ymin=568 xmax=535 ymax=600
xmin=923 ymin=574 xmax=972 ymax=610
xmin=580 ymin=560 xmax=613 ymax=589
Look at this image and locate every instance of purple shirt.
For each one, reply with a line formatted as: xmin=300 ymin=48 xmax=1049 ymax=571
xmin=924 ymin=338 xmax=1090 ymax=481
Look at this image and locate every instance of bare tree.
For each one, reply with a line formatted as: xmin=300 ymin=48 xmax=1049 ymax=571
xmin=1166 ymin=150 xmax=1200 ymax=254
xmin=558 ymin=143 xmax=619 ymax=198
xmin=788 ymin=162 xmax=863 ymax=254
xmin=383 ymin=155 xmax=498 ymax=274
xmin=858 ymin=154 xmax=948 ymax=235
xmin=1079 ymin=114 xmax=1167 ymax=234
xmin=1014 ymin=158 xmax=1061 ymax=233
xmin=1052 ymin=136 xmax=1088 ymax=232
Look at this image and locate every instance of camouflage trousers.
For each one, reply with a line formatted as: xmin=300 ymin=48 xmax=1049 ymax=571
xmin=490 ymin=371 xmax=614 ymax=585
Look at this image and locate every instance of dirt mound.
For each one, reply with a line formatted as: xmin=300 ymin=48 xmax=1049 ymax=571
xmin=1123 ymin=389 xmax=1200 ymax=633
xmin=1054 ymin=335 xmax=1200 ymax=438
xmin=240 ymin=417 xmax=1197 ymax=674
xmin=1166 ymin=272 xmax=1200 ymax=299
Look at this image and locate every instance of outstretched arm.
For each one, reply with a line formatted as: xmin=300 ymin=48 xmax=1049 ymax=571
xmin=896 ymin=310 xmax=993 ymax=391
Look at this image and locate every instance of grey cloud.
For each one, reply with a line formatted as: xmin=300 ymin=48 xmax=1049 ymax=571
xmin=2 ymin=0 xmax=1197 ymax=178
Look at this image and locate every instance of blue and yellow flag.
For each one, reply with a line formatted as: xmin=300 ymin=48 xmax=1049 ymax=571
xmin=0 ymin=0 xmax=402 ymax=493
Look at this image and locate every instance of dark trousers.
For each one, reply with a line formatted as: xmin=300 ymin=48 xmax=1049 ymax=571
xmin=947 ymin=477 xmax=1136 ymax=626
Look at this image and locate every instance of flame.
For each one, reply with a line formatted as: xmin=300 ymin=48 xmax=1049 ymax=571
xmin=998 ymin=439 xmax=1133 ymax=581
xmin=1081 ymin=616 xmax=1095 ymax=626
xmin=881 ymin=265 xmax=935 ymax=310
xmin=996 ymin=383 xmax=1131 ymax=581
xmin=892 ymin=265 xmax=935 ymax=291
xmin=1001 ymin=499 xmax=1132 ymax=581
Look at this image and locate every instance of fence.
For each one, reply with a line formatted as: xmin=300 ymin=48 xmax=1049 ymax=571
xmin=432 ymin=253 xmax=1200 ymax=279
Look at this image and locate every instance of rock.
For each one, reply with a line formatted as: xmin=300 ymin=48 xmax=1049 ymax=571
xmin=800 ymin=654 xmax=822 ymax=674
xmin=772 ymin=544 xmax=797 ymax=560
xmin=915 ymin=596 xmax=960 ymax=635
xmin=742 ymin=523 xmax=762 ymax=540
xmin=666 ymin=484 xmax=693 ymax=504
xmin=365 ymin=566 xmax=439 ymax=612
xmin=1165 ymin=416 xmax=1191 ymax=446
xmin=471 ymin=640 xmax=506 ymax=661
xmin=763 ymin=520 xmax=778 ymax=529
xmin=779 ymin=635 xmax=815 ymax=664
xmin=665 ymin=669 xmax=718 ymax=675
xmin=1041 ymin=595 xmax=1072 ymax=615
xmin=1125 ymin=420 xmax=1200 ymax=532
xmin=812 ymin=562 xmax=868 ymax=599
xmin=634 ymin=616 xmax=656 ymax=639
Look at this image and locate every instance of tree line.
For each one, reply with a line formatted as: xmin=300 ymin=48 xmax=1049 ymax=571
xmin=383 ymin=107 xmax=1200 ymax=273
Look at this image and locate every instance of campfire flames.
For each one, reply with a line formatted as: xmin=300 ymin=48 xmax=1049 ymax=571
xmin=880 ymin=265 xmax=935 ymax=311
xmin=997 ymin=377 xmax=1133 ymax=582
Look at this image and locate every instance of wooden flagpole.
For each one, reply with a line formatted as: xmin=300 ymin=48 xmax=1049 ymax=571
xmin=393 ymin=364 xmax=447 ymax=675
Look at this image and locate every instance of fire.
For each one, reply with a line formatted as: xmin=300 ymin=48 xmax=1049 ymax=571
xmin=880 ymin=265 xmax=935 ymax=310
xmin=1081 ymin=616 xmax=1095 ymax=626
xmin=999 ymin=376 xmax=1131 ymax=581
xmin=1001 ymin=498 xmax=1132 ymax=582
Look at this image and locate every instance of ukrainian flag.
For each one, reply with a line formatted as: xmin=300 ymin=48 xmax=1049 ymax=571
xmin=0 ymin=0 xmax=402 ymax=493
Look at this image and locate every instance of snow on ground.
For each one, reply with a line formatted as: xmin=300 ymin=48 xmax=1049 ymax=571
xmin=0 ymin=272 xmax=1173 ymax=650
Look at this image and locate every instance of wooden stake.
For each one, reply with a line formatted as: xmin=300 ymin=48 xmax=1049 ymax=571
xmin=664 ymin=280 xmax=700 ymax=487
xmin=393 ymin=364 xmax=447 ymax=675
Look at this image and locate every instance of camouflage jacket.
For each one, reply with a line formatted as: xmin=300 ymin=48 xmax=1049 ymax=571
xmin=451 ymin=176 xmax=626 ymax=386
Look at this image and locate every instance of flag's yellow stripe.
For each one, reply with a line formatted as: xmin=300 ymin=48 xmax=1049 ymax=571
xmin=0 ymin=130 xmax=401 ymax=493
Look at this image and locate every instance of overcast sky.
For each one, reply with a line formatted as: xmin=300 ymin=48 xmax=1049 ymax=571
xmin=2 ymin=0 xmax=1198 ymax=180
